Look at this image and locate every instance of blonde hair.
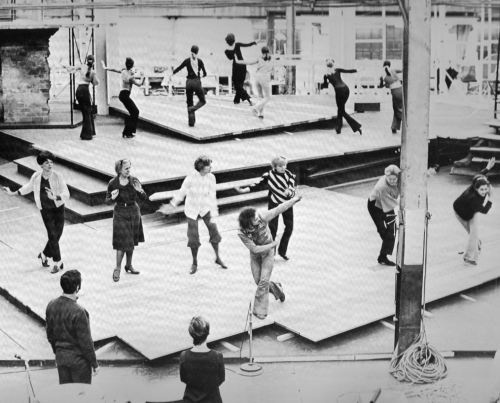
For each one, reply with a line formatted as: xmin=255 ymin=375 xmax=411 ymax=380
xmin=271 ymin=156 xmax=287 ymax=169
xmin=189 ymin=316 xmax=210 ymax=345
xmin=384 ymin=164 xmax=401 ymax=176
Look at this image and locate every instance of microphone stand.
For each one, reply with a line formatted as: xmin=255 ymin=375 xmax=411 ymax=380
xmin=240 ymin=300 xmax=263 ymax=373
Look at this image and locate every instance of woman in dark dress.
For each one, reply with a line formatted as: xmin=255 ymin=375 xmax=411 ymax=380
xmin=105 ymin=159 xmax=147 ymax=282
xmin=180 ymin=316 xmax=225 ymax=403
xmin=323 ymin=59 xmax=362 ymax=135
xmin=453 ymin=158 xmax=495 ymax=265
xmin=3 ymin=151 xmax=70 ymax=274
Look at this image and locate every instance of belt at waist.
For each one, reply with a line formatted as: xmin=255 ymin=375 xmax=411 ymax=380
xmin=116 ymin=202 xmax=136 ymax=207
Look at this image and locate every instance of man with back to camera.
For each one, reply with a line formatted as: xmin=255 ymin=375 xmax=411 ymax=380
xmin=46 ymin=269 xmax=99 ymax=384
xmin=224 ymin=33 xmax=256 ymax=105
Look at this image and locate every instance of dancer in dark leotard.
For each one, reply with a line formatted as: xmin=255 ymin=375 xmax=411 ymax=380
xmin=323 ymin=59 xmax=362 ymax=135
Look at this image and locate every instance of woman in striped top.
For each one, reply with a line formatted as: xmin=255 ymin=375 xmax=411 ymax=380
xmin=236 ymin=156 xmax=296 ymax=260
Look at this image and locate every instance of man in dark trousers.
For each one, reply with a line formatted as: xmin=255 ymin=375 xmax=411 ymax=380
xmin=171 ymin=45 xmax=207 ymax=127
xmin=46 ymin=270 xmax=99 ymax=384
xmin=224 ymin=33 xmax=256 ymax=105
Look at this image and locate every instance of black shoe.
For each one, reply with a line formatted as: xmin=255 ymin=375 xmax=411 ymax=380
xmin=190 ymin=264 xmax=198 ymax=274
xmin=278 ymin=253 xmax=289 ymax=261
xmin=234 ymin=101 xmax=241 ymax=105
xmin=253 ymin=312 xmax=266 ymax=320
xmin=215 ymin=258 xmax=228 ymax=269
xmin=123 ymin=133 xmax=135 ymax=138
xmin=377 ymin=256 xmax=396 ymax=266
xmin=188 ymin=111 xmax=195 ymax=127
xmin=38 ymin=253 xmax=49 ymax=267
xmin=392 ymin=129 xmax=397 ymax=134
xmin=335 ymin=130 xmax=341 ymax=134
xmin=358 ymin=129 xmax=363 ymax=135
xmin=51 ymin=263 xmax=64 ymax=274
xmin=276 ymin=282 xmax=285 ymax=302
xmin=247 ymin=99 xmax=253 ymax=106
xmin=124 ymin=265 xmax=140 ymax=274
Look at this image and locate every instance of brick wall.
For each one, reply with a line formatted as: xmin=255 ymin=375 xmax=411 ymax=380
xmin=0 ymin=29 xmax=58 ymax=124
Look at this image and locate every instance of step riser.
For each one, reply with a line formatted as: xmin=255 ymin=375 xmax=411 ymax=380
xmin=305 ymin=163 xmax=393 ymax=188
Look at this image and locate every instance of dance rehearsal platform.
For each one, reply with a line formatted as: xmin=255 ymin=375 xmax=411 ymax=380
xmin=109 ymin=95 xmax=340 ymax=141
xmin=1 ymin=174 xmax=500 ymax=360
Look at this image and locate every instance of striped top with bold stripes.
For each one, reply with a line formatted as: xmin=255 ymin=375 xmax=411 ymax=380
xmin=251 ymin=169 xmax=296 ymax=204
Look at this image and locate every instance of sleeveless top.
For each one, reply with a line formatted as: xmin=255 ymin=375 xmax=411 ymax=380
xmin=77 ymin=66 xmax=96 ymax=85
xmin=121 ymin=70 xmax=134 ymax=91
xmin=255 ymin=56 xmax=273 ymax=76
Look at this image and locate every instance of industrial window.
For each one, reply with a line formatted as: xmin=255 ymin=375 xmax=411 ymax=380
xmin=355 ymin=27 xmax=383 ymax=60
xmin=386 ymin=25 xmax=403 ymax=60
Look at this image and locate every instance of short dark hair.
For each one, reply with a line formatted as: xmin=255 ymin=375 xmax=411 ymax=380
xmin=473 ymin=175 xmax=490 ymax=189
xmin=37 ymin=151 xmax=55 ymax=166
xmin=191 ymin=45 xmax=199 ymax=55
xmin=189 ymin=316 xmax=210 ymax=345
xmin=125 ymin=57 xmax=134 ymax=69
xmin=261 ymin=46 xmax=270 ymax=54
xmin=194 ymin=156 xmax=212 ymax=172
xmin=238 ymin=207 xmax=257 ymax=230
xmin=60 ymin=270 xmax=82 ymax=294
xmin=383 ymin=60 xmax=391 ymax=68
xmin=225 ymin=33 xmax=235 ymax=46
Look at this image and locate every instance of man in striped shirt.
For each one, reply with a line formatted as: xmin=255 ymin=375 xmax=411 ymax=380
xmin=236 ymin=156 xmax=296 ymax=260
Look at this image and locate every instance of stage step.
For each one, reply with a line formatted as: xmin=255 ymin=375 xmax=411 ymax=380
xmin=470 ymin=147 xmax=500 ymax=156
xmin=477 ymin=133 xmax=500 ymax=141
xmin=14 ymin=156 xmax=108 ymax=206
xmin=0 ymin=163 xmax=114 ymax=223
xmin=450 ymin=165 xmax=500 ymax=177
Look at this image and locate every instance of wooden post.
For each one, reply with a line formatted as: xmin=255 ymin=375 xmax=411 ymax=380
xmin=267 ymin=11 xmax=275 ymax=53
xmin=395 ymin=0 xmax=431 ymax=355
xmin=286 ymin=3 xmax=296 ymax=94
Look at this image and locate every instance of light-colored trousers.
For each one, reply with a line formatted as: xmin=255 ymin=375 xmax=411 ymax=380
xmin=253 ymin=73 xmax=271 ymax=116
xmin=250 ymin=249 xmax=280 ymax=317
xmin=454 ymin=211 xmax=481 ymax=262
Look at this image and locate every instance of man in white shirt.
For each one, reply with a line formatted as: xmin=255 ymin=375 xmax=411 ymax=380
xmin=160 ymin=156 xmax=226 ymax=274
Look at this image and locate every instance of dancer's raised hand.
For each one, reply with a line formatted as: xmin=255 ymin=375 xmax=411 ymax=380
xmin=486 ymin=157 xmax=496 ymax=171
xmin=111 ymin=189 xmax=119 ymax=200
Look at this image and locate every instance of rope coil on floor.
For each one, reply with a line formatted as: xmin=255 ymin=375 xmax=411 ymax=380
xmin=389 ymin=326 xmax=448 ymax=384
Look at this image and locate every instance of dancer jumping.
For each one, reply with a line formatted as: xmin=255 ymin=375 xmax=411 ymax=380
xmin=170 ymin=45 xmax=207 ymax=127
xmin=102 ymin=58 xmax=145 ymax=138
xmin=235 ymin=46 xmax=273 ymax=118
xmin=60 ymin=55 xmax=99 ymax=140
xmin=381 ymin=61 xmax=403 ymax=134
xmin=236 ymin=156 xmax=296 ymax=260
xmin=367 ymin=165 xmax=401 ymax=266
xmin=158 ymin=156 xmax=226 ymax=274
xmin=237 ymin=195 xmax=302 ymax=320
xmin=323 ymin=59 xmax=362 ymax=135
xmin=224 ymin=33 xmax=256 ymax=105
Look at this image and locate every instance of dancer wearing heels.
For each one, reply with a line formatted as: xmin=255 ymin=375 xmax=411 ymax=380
xmin=106 ymin=159 xmax=147 ymax=282
xmin=237 ymin=195 xmax=302 ymax=320
xmin=102 ymin=58 xmax=145 ymax=138
xmin=60 ymin=55 xmax=99 ymax=140
xmin=367 ymin=165 xmax=401 ymax=266
xmin=170 ymin=45 xmax=207 ymax=127
xmin=158 ymin=156 xmax=226 ymax=275
xmin=235 ymin=46 xmax=273 ymax=119
xmin=224 ymin=33 xmax=256 ymax=106
xmin=381 ymin=61 xmax=403 ymax=134
xmin=323 ymin=59 xmax=362 ymax=135
xmin=453 ymin=158 xmax=495 ymax=265
xmin=3 ymin=151 xmax=70 ymax=274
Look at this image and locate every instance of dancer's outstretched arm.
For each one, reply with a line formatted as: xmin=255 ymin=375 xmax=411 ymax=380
xmin=101 ymin=61 xmax=122 ymax=74
xmin=238 ymin=232 xmax=282 ymax=254
xmin=234 ymin=55 xmax=258 ymax=66
xmin=262 ymin=195 xmax=302 ymax=222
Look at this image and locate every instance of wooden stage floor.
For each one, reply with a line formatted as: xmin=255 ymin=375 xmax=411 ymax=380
xmin=109 ymin=95 xmax=339 ymax=141
xmin=1 ymin=177 xmax=499 ymax=361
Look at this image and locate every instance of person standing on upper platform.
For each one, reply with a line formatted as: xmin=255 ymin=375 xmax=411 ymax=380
xmin=170 ymin=45 xmax=207 ymax=127
xmin=158 ymin=156 xmax=227 ymax=275
xmin=224 ymin=33 xmax=256 ymax=106
xmin=60 ymin=55 xmax=99 ymax=140
xmin=102 ymin=58 xmax=145 ymax=138
xmin=453 ymin=158 xmax=495 ymax=265
xmin=381 ymin=61 xmax=403 ymax=134
xmin=235 ymin=156 xmax=296 ymax=260
xmin=367 ymin=165 xmax=401 ymax=266
xmin=322 ymin=59 xmax=362 ymax=135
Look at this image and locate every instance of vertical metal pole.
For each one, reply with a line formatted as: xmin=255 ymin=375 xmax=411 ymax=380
xmin=395 ymin=0 xmax=431 ymax=355
xmin=286 ymin=3 xmax=296 ymax=95
xmin=92 ymin=27 xmax=96 ymax=113
xmin=69 ymin=27 xmax=74 ymax=126
xmin=494 ymin=22 xmax=500 ymax=118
